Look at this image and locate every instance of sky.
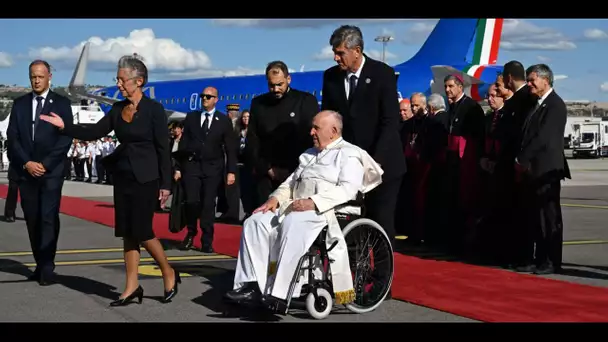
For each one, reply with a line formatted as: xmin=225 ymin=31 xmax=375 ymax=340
xmin=0 ymin=18 xmax=607 ymax=102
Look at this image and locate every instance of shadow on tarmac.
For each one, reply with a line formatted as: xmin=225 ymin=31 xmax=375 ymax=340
xmin=0 ymin=258 xmax=120 ymax=300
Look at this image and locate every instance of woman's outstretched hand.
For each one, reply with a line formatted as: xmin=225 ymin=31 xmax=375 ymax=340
xmin=39 ymin=112 xmax=65 ymax=130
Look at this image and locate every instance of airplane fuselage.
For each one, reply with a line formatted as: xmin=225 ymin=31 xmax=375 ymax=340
xmin=91 ymin=62 xmax=503 ymax=116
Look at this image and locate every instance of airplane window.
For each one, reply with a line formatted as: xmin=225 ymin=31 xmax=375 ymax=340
xmin=245 ymin=94 xmax=249 ymax=99
xmin=171 ymin=98 xmax=174 ymax=104
xmin=320 ymin=90 xmax=323 ymax=96
xmin=312 ymin=90 xmax=316 ymax=96
xmin=183 ymin=97 xmax=186 ymax=103
xmin=232 ymin=95 xmax=236 ymax=100
xmin=239 ymin=94 xmax=243 ymax=100
xmin=220 ymin=96 xmax=224 ymax=101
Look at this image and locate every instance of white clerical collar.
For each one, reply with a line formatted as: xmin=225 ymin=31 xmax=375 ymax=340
xmin=454 ymin=92 xmax=464 ymax=103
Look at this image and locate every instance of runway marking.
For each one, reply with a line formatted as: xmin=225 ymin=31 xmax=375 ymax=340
xmin=561 ymin=203 xmax=608 ymax=210
xmin=0 ymin=247 xmax=142 ymax=257
xmin=564 ymin=240 xmax=608 ymax=245
xmin=138 ymin=265 xmax=194 ymax=278
xmin=22 ymin=255 xmax=233 ymax=267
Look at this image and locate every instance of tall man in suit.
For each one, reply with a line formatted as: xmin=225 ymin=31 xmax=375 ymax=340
xmin=176 ymin=86 xmax=238 ymax=253
xmin=6 ymin=60 xmax=73 ymax=285
xmin=500 ymin=60 xmax=538 ymax=270
xmin=321 ymin=25 xmax=406 ymax=243
xmin=515 ymin=64 xmax=570 ymax=275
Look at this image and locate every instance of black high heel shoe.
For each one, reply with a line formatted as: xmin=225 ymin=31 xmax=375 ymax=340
xmin=162 ymin=270 xmax=181 ymax=303
xmin=110 ymin=285 xmax=144 ymax=306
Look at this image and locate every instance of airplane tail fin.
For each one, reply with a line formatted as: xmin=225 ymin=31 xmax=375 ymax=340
xmin=68 ymin=41 xmax=90 ymax=96
xmin=397 ymin=18 xmax=503 ymax=66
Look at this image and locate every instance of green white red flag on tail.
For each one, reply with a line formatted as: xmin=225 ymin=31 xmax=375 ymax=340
xmin=463 ymin=18 xmax=504 ymax=101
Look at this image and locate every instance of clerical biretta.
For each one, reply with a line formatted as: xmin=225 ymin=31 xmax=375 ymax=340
xmin=224 ymin=110 xmax=384 ymax=310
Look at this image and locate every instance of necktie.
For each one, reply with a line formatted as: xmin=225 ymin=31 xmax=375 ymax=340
xmin=201 ymin=113 xmax=210 ymax=137
xmin=33 ymin=96 xmax=43 ymax=140
xmin=348 ymin=75 xmax=357 ymax=102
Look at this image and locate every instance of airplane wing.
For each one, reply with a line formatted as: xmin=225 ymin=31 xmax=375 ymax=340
xmin=68 ymin=42 xmax=187 ymax=122
xmin=430 ymin=65 xmax=484 ymax=96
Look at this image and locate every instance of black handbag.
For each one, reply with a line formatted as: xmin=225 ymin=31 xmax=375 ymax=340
xmin=168 ymin=179 xmax=187 ymax=233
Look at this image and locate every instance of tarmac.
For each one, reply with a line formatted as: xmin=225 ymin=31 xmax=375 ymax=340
xmin=1 ymin=154 xmax=608 ymax=322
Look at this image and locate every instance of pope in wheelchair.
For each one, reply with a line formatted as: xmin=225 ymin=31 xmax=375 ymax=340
xmin=224 ymin=110 xmax=393 ymax=319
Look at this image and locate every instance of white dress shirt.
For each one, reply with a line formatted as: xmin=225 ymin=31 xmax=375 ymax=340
xmin=344 ymin=55 xmax=365 ymax=100
xmin=200 ymin=107 xmax=216 ymax=129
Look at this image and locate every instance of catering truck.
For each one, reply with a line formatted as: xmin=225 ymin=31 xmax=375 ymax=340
xmin=572 ymin=121 xmax=608 ymax=158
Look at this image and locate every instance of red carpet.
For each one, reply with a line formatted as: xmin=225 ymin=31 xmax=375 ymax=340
xmin=2 ymin=184 xmax=608 ymax=322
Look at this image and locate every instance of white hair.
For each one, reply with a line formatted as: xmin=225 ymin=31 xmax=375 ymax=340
xmin=427 ymin=93 xmax=446 ymax=111
xmin=317 ymin=110 xmax=343 ymax=134
xmin=410 ymin=92 xmax=426 ymax=103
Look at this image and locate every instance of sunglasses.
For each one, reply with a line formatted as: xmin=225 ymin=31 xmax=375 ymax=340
xmin=201 ymin=94 xmax=216 ymax=100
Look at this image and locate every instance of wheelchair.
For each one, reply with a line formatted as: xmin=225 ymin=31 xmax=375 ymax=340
xmin=282 ymin=196 xmax=394 ymax=320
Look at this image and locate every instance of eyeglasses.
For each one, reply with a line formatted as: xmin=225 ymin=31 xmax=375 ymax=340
xmin=201 ymin=94 xmax=216 ymax=100
xmin=114 ymin=77 xmax=137 ymax=85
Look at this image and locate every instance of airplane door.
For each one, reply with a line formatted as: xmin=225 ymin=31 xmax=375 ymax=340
xmin=189 ymin=93 xmax=199 ymax=111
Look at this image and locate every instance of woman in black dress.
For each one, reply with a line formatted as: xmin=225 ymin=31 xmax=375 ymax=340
xmin=40 ymin=55 xmax=180 ymax=306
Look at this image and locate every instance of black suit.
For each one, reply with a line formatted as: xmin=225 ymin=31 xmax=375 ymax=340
xmin=321 ymin=55 xmax=406 ymax=242
xmin=6 ymin=90 xmax=73 ymax=278
xmin=516 ymin=90 xmax=570 ymax=271
xmin=62 ymin=96 xmax=171 ymax=242
xmin=245 ymin=89 xmax=318 ymax=206
xmin=177 ymin=109 xmax=237 ymax=249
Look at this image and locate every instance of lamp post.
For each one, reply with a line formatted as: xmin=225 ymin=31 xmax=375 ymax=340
xmin=374 ymin=35 xmax=394 ymax=62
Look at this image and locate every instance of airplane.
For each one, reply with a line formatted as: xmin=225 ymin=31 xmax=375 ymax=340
xmin=68 ymin=18 xmax=505 ymax=121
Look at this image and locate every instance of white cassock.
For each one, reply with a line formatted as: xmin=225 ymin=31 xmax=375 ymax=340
xmin=233 ymin=137 xmax=383 ymax=305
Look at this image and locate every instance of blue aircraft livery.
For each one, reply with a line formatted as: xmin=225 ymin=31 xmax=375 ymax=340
xmin=68 ymin=18 xmax=505 ymax=121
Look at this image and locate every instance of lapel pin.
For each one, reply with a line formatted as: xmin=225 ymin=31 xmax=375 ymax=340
xmin=365 ymin=78 xmax=371 ymax=84
xmin=215 ymin=116 xmax=218 ymax=120
xmin=49 ymin=99 xmax=53 ymax=104
xmin=290 ymin=112 xmax=295 ymax=117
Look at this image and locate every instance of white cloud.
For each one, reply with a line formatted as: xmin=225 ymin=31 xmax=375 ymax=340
xmin=380 ymin=28 xmax=395 ymax=38
xmin=0 ymin=52 xmax=12 ymax=68
xmin=600 ymin=82 xmax=608 ymax=92
xmin=212 ymin=19 xmax=415 ymax=29
xmin=313 ymin=46 xmax=396 ymax=62
xmin=28 ymin=29 xmax=212 ymax=72
xmin=402 ymin=20 xmax=438 ymax=44
xmin=164 ymin=66 xmax=296 ymax=80
xmin=584 ymin=28 xmax=608 ymax=40
xmin=537 ymin=55 xmax=551 ymax=62
xmin=554 ymin=74 xmax=568 ymax=81
xmin=500 ymin=19 xmax=576 ymax=51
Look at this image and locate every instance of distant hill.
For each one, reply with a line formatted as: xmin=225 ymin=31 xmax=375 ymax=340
xmin=0 ymin=85 xmax=103 ymax=103
xmin=0 ymin=85 xmax=105 ymax=120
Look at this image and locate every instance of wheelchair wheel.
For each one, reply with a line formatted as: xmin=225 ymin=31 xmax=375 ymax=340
xmin=341 ymin=218 xmax=394 ymax=314
xmin=306 ymin=288 xmax=333 ymax=320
